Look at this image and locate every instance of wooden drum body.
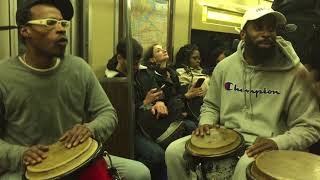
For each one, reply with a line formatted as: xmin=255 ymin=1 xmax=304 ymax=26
xmin=246 ymin=150 xmax=320 ymax=180
xmin=185 ymin=128 xmax=245 ymax=180
xmin=25 ymin=138 xmax=104 ymax=180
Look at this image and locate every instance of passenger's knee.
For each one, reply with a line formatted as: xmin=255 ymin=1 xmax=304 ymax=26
xmin=165 ymin=140 xmax=178 ymax=159
xmin=237 ymin=153 xmax=253 ymax=168
xmin=131 ymin=161 xmax=151 ymax=180
xmin=165 ymin=136 xmax=190 ymax=161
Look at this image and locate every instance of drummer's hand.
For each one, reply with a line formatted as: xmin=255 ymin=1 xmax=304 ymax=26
xmin=246 ymin=137 xmax=278 ymax=158
xmin=59 ymin=124 xmax=92 ymax=148
xmin=192 ymin=124 xmax=216 ymax=137
xmin=23 ymin=145 xmax=49 ymax=166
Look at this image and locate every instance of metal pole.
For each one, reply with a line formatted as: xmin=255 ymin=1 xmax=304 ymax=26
xmin=123 ymin=0 xmax=135 ymax=158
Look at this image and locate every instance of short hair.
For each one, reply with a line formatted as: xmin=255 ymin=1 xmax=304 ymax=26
xmin=107 ymin=38 xmax=143 ymax=70
xmin=16 ymin=0 xmax=74 ymax=44
xmin=116 ymin=38 xmax=143 ymax=61
xmin=175 ymin=44 xmax=199 ymax=68
xmin=16 ymin=1 xmax=52 ymax=44
xmin=16 ymin=0 xmax=74 ymax=26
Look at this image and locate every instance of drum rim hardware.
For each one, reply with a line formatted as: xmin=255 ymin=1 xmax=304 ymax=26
xmin=25 ymin=138 xmax=104 ymax=180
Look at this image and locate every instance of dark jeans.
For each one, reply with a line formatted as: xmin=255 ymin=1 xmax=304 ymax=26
xmin=183 ymin=119 xmax=197 ymax=135
xmin=135 ymin=133 xmax=167 ymax=180
xmin=134 ymin=120 xmax=196 ymax=180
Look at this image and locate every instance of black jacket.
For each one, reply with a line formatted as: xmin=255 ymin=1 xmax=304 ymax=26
xmin=134 ymin=68 xmax=186 ymax=139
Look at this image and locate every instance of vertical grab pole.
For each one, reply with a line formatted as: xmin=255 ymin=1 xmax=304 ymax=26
xmin=123 ymin=0 xmax=135 ymax=158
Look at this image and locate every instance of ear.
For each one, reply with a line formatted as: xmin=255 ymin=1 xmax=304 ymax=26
xmin=240 ymin=30 xmax=246 ymax=40
xmin=20 ymin=26 xmax=31 ymax=39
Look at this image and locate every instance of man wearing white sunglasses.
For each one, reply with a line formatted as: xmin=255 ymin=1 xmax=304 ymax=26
xmin=26 ymin=18 xmax=70 ymax=29
xmin=0 ymin=0 xmax=151 ymax=179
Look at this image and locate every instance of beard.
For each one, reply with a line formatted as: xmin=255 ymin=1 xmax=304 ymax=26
xmin=245 ymin=35 xmax=276 ymax=63
xmin=56 ymin=50 xmax=66 ymax=59
xmin=54 ymin=44 xmax=67 ymax=59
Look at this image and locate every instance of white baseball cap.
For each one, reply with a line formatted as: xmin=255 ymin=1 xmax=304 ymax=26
xmin=240 ymin=6 xmax=287 ymax=30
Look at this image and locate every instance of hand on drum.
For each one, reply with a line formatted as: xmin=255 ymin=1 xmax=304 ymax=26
xmin=193 ymin=124 xmax=218 ymax=136
xmin=246 ymin=137 xmax=278 ymax=158
xmin=23 ymin=145 xmax=49 ymax=166
xmin=59 ymin=124 xmax=92 ymax=148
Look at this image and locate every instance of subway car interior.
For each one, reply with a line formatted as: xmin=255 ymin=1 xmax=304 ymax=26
xmin=1 ymin=0 xmax=320 ymax=179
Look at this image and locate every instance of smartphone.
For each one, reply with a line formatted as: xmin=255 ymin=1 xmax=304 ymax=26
xmin=157 ymin=84 xmax=166 ymax=91
xmin=194 ymin=78 xmax=205 ymax=88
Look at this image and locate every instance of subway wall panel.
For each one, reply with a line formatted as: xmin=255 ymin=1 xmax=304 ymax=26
xmin=0 ymin=0 xmax=11 ymax=60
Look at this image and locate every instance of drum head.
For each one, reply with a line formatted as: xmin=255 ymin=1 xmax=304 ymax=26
xmin=25 ymin=138 xmax=99 ymax=180
xmin=252 ymin=150 xmax=320 ymax=180
xmin=191 ymin=128 xmax=238 ymax=149
xmin=186 ymin=128 xmax=243 ymax=157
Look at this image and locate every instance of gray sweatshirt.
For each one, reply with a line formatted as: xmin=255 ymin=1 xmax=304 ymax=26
xmin=0 ymin=55 xmax=117 ymax=179
xmin=200 ymin=37 xmax=320 ymax=150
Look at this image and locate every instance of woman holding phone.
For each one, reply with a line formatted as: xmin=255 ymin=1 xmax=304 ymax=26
xmin=175 ymin=44 xmax=210 ymax=93
xmin=134 ymin=43 xmax=201 ymax=180
xmin=175 ymin=44 xmax=210 ymax=120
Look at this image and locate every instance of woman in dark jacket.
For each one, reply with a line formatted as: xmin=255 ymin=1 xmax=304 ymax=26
xmin=135 ymin=44 xmax=198 ymax=141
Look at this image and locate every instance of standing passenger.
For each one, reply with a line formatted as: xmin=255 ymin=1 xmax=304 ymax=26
xmin=0 ymin=1 xmax=150 ymax=179
xmin=165 ymin=6 xmax=320 ymax=180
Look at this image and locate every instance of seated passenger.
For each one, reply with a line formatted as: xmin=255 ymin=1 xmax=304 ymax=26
xmin=175 ymin=44 xmax=209 ymax=119
xmin=165 ymin=6 xmax=320 ymax=180
xmin=0 ymin=1 xmax=150 ymax=179
xmin=204 ymin=47 xmax=230 ymax=75
xmin=136 ymin=44 xmax=198 ymax=141
xmin=105 ymin=38 xmax=167 ymax=180
xmin=175 ymin=44 xmax=209 ymax=92
xmin=105 ymin=38 xmax=145 ymax=78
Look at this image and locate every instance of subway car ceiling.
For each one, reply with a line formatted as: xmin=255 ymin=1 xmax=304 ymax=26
xmin=0 ymin=0 xmax=273 ymax=78
xmin=192 ymin=0 xmax=273 ymax=34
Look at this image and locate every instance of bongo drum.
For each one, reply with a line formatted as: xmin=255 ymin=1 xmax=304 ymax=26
xmin=25 ymin=137 xmax=109 ymax=180
xmin=246 ymin=150 xmax=320 ymax=180
xmin=185 ymin=128 xmax=245 ymax=180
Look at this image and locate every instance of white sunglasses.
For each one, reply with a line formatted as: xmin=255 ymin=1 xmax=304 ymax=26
xmin=26 ymin=18 xmax=70 ymax=28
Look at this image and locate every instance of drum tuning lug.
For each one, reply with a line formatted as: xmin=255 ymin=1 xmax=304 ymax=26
xmin=108 ymin=167 xmax=122 ymax=180
xmin=103 ymin=151 xmax=108 ymax=156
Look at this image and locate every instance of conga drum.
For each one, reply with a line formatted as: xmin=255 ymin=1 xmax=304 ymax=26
xmin=185 ymin=128 xmax=245 ymax=180
xmin=246 ymin=150 xmax=320 ymax=180
xmin=25 ymin=137 xmax=111 ymax=180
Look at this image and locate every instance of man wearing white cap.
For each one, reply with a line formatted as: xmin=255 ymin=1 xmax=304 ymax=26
xmin=165 ymin=6 xmax=320 ymax=180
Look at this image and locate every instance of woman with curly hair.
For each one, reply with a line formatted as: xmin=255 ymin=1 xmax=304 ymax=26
xmin=175 ymin=44 xmax=209 ymax=93
xmin=174 ymin=44 xmax=210 ymax=119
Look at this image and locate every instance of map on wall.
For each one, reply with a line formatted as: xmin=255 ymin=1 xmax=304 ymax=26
xmin=131 ymin=0 xmax=168 ymax=52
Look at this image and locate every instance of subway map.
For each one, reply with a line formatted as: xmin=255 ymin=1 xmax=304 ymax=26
xmin=131 ymin=0 xmax=168 ymax=51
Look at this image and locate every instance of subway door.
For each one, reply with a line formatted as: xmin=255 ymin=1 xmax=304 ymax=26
xmin=0 ymin=0 xmax=15 ymax=60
